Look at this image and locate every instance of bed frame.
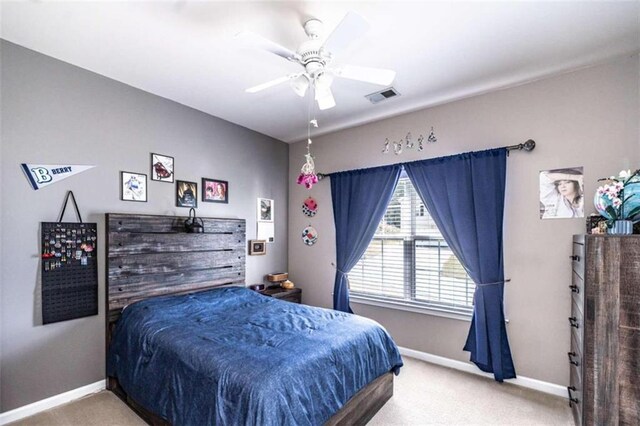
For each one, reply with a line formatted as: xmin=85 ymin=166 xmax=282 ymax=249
xmin=105 ymin=213 xmax=393 ymax=425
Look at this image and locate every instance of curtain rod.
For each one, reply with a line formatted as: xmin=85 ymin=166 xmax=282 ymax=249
xmin=316 ymin=139 xmax=536 ymax=180
xmin=505 ymin=139 xmax=536 ymax=154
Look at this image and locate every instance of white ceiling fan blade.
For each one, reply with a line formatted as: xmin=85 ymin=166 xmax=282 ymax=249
xmin=334 ymin=65 xmax=396 ymax=86
xmin=246 ymin=75 xmax=294 ymax=93
xmin=235 ymin=31 xmax=297 ymax=61
xmin=322 ymin=11 xmax=370 ymax=56
xmin=315 ymin=85 xmax=336 ymax=110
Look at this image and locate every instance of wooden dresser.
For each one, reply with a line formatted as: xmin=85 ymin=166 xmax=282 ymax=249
xmin=569 ymin=235 xmax=640 ymax=425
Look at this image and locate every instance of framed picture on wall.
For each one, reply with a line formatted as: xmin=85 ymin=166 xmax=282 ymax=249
xmin=257 ymin=198 xmax=274 ymax=222
xmin=202 ymin=178 xmax=228 ymax=204
xmin=121 ymin=171 xmax=147 ymax=202
xmin=539 ymin=167 xmax=584 ymax=219
xmin=150 ymin=153 xmax=174 ymax=183
xmin=176 ymin=180 xmax=197 ymax=208
xmin=248 ymin=240 xmax=266 ymax=255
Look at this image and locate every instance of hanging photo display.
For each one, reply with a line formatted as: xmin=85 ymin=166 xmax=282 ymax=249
xmin=41 ymin=191 xmax=98 ymax=325
xmin=539 ymin=167 xmax=584 ymax=219
xmin=302 ymin=225 xmax=318 ymax=246
xmin=302 ymin=197 xmax=318 ymax=217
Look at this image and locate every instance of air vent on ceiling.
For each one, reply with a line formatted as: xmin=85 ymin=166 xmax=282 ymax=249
xmin=365 ymin=87 xmax=400 ymax=104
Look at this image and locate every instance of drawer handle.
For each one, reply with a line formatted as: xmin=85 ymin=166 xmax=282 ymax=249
xmin=568 ymin=317 xmax=580 ymax=328
xmin=569 ymin=285 xmax=580 ymax=293
xmin=567 ymin=351 xmax=580 ymax=366
xmin=567 ymin=386 xmax=580 ymax=407
xmin=569 ymin=255 xmax=580 ymax=261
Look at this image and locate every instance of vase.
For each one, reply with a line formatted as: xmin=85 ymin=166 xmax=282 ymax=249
xmin=608 ymin=220 xmax=634 ymax=235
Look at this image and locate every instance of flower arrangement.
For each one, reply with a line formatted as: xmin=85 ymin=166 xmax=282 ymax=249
xmin=594 ymin=169 xmax=640 ymax=228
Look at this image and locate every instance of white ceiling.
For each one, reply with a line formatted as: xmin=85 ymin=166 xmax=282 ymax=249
xmin=2 ymin=1 xmax=639 ymax=143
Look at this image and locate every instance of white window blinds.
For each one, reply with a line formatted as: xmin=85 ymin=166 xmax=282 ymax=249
xmin=349 ymin=175 xmax=475 ymax=315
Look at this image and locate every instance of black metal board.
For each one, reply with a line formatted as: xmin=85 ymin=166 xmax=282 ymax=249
xmin=41 ymin=222 xmax=98 ymax=324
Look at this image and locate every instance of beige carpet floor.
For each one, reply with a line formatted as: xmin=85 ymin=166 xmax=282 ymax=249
xmin=9 ymin=356 xmax=572 ymax=425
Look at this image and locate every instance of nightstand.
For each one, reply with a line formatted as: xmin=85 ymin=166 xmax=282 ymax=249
xmin=258 ymin=286 xmax=302 ymax=304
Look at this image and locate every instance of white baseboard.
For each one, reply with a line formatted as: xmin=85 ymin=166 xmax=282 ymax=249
xmin=398 ymin=346 xmax=567 ymax=399
xmin=0 ymin=380 xmax=106 ymax=425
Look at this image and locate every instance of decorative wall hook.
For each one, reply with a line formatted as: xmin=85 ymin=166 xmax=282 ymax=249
xmin=383 ymin=128 xmax=437 ymax=154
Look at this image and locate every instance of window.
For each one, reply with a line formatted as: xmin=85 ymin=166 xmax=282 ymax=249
xmin=349 ymin=174 xmax=475 ymax=316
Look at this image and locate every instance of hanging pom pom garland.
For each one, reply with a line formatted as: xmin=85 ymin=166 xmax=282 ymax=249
xmin=302 ymin=197 xmax=318 ymax=217
xmin=297 ymin=85 xmax=320 ymax=189
xmin=297 ymin=152 xmax=318 ymax=189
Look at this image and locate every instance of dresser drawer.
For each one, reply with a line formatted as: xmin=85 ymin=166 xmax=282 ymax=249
xmin=275 ymin=293 xmax=302 ymax=304
xmin=570 ymin=298 xmax=584 ymax=352
xmin=570 ymin=270 xmax=584 ymax=310
xmin=572 ymin=242 xmax=585 ymax=281
xmin=569 ymin=333 xmax=583 ymax=386
xmin=569 ymin=361 xmax=583 ymax=426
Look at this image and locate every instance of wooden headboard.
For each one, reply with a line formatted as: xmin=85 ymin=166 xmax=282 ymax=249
xmin=105 ymin=213 xmax=246 ymax=323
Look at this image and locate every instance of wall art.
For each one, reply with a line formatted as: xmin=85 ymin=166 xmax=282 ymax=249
xmin=202 ymin=178 xmax=228 ymax=204
xmin=302 ymin=197 xmax=318 ymax=217
xmin=249 ymin=239 xmax=266 ymax=255
xmin=257 ymin=221 xmax=275 ymax=243
xmin=539 ymin=167 xmax=584 ymax=219
xmin=21 ymin=163 xmax=96 ymax=190
xmin=176 ymin=180 xmax=197 ymax=208
xmin=121 ymin=171 xmax=147 ymax=202
xmin=150 ymin=153 xmax=174 ymax=183
xmin=302 ymin=225 xmax=318 ymax=246
xmin=258 ymin=198 xmax=274 ymax=222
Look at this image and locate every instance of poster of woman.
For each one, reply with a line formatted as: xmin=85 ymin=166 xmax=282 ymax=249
xmin=202 ymin=178 xmax=228 ymax=203
xmin=539 ymin=167 xmax=584 ymax=219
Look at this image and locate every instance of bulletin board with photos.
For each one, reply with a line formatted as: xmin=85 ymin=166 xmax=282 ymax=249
xmin=41 ymin=192 xmax=98 ymax=324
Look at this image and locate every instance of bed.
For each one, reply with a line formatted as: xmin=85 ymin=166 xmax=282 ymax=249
xmin=105 ymin=213 xmax=402 ymax=425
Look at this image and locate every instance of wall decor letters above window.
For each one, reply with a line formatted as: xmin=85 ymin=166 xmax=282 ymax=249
xmin=382 ymin=127 xmax=438 ymax=155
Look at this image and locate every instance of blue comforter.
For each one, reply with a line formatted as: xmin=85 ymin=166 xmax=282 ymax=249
xmin=107 ymin=287 xmax=403 ymax=425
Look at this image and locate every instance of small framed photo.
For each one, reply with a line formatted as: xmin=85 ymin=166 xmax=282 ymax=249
xmin=121 ymin=171 xmax=147 ymax=202
xmin=258 ymin=198 xmax=274 ymax=222
xmin=150 ymin=153 xmax=174 ymax=183
xmin=202 ymin=178 xmax=228 ymax=204
xmin=249 ymin=240 xmax=266 ymax=255
xmin=176 ymin=180 xmax=197 ymax=208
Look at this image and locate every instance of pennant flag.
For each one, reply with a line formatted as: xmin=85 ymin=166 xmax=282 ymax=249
xmin=21 ymin=164 xmax=96 ymax=190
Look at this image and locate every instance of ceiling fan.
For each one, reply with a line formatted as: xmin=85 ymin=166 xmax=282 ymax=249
xmin=239 ymin=11 xmax=396 ymax=110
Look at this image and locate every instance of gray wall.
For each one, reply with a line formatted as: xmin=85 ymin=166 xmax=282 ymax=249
xmin=288 ymin=55 xmax=640 ymax=386
xmin=0 ymin=41 xmax=289 ymax=412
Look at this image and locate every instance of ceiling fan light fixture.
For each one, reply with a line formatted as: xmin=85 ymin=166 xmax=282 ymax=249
xmin=316 ymin=91 xmax=336 ymax=110
xmin=290 ymin=74 xmax=310 ymax=97
xmin=314 ymin=72 xmax=333 ymax=91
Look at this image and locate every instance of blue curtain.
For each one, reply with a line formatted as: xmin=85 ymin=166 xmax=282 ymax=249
xmin=404 ymin=148 xmax=515 ymax=382
xmin=330 ymin=165 xmax=402 ymax=313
